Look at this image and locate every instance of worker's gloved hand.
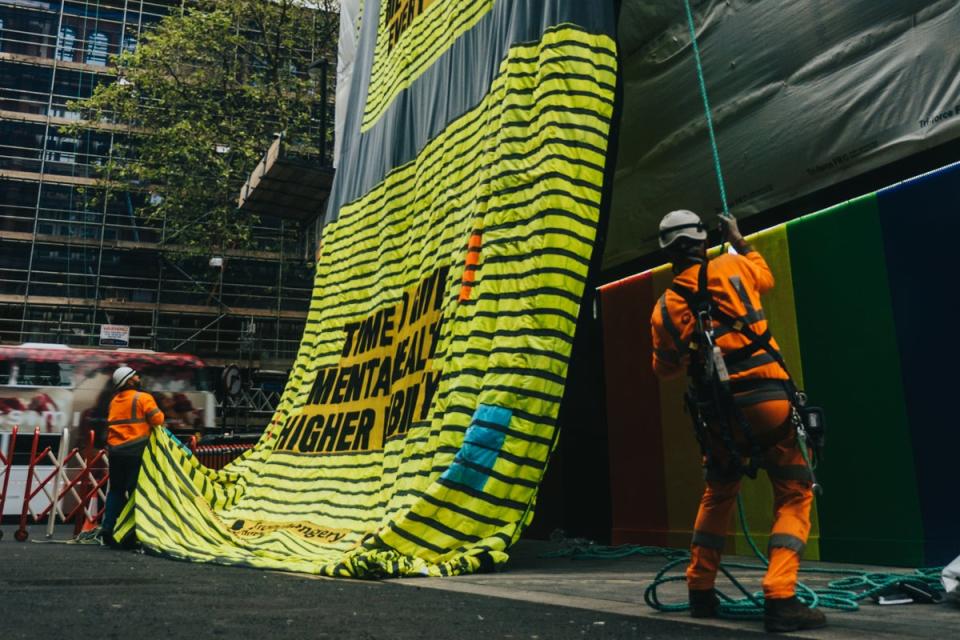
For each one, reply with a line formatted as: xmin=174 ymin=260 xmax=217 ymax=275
xmin=717 ymin=213 xmax=742 ymax=244
xmin=719 ymin=214 xmax=751 ymax=253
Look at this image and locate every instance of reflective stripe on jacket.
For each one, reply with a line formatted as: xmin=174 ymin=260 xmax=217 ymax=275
xmin=106 ymin=389 xmax=164 ymax=448
xmin=650 ymin=250 xmax=789 ymax=384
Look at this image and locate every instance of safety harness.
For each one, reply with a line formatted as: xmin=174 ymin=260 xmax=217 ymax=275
xmin=669 ymin=257 xmax=826 ymax=486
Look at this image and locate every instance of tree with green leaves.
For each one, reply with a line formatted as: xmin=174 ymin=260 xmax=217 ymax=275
xmin=68 ymin=0 xmax=339 ymax=252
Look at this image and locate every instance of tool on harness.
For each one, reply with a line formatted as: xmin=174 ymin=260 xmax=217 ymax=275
xmin=671 ymin=256 xmax=826 ymax=485
xmin=793 ymin=391 xmax=826 ymax=465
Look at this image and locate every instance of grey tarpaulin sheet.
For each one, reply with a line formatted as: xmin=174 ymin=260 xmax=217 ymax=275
xmin=606 ymin=0 xmax=960 ymax=268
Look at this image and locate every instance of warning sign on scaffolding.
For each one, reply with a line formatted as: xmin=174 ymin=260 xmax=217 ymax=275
xmin=99 ymin=324 xmax=129 ymax=347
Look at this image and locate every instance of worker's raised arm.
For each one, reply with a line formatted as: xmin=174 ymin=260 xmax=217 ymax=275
xmin=719 ymin=214 xmax=774 ymax=292
xmin=140 ymin=393 xmax=165 ymax=427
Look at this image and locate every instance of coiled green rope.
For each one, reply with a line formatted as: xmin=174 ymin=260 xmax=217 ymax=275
xmin=543 ymin=494 xmax=944 ymax=618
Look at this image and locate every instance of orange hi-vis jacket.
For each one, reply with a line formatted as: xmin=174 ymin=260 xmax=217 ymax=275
xmin=106 ymin=389 xmax=164 ymax=449
xmin=650 ymin=250 xmax=789 ymax=392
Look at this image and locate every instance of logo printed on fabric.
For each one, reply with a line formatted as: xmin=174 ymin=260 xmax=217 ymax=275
xmin=228 ymin=519 xmax=349 ymax=543
xmin=275 ymin=267 xmax=448 ymax=454
xmin=190 ymin=495 xmax=350 ymax=543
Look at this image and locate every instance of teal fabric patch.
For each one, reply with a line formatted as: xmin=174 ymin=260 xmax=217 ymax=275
xmin=441 ymin=403 xmax=512 ymax=491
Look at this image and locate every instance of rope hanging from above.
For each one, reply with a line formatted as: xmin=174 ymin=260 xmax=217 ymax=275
xmin=683 ymin=0 xmax=730 ymax=218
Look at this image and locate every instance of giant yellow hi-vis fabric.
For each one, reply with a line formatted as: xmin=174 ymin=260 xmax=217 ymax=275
xmin=114 ymin=1 xmax=619 ymax=577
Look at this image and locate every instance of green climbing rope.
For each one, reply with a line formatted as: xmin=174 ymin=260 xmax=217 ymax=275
xmin=684 ymin=0 xmax=730 ymax=217
xmin=543 ymin=493 xmax=945 ymax=619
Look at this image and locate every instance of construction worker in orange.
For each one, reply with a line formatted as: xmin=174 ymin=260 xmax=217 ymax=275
xmin=650 ymin=210 xmax=826 ymax=633
xmin=100 ymin=366 xmax=164 ymax=546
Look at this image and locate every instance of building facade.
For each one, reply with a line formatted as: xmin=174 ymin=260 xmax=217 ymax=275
xmin=0 ymin=0 xmax=330 ymax=374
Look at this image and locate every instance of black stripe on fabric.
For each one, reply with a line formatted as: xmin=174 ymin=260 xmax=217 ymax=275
xmin=482 ymin=246 xmax=592 ymax=269
xmin=240 ymin=491 xmax=387 ymax=512
xmin=383 ymin=421 xmax=433 ymax=445
xmin=451 ymin=306 xmax=578 ymax=330
xmin=495 ymin=102 xmax=612 ymax=140
xmin=254 ymin=468 xmax=383 ymax=486
xmin=493 ymin=119 xmax=611 ymax=154
xmin=498 ymin=69 xmax=615 ymax=97
xmin=435 ymin=476 xmax=528 ymax=511
xmin=484 ymin=206 xmax=598 ymax=235
xmin=412 ymin=490 xmax=510 ymax=527
xmin=463 ymin=284 xmax=585 ymax=307
xmin=263 ymin=455 xmax=383 ymax=470
xmin=251 ymin=476 xmax=382 ymax=496
xmin=442 ymin=412 xmax=554 ymax=447
xmin=230 ymin=501 xmax=382 ymax=524
xmin=451 ymin=455 xmax=539 ymax=489
xmin=485 ymin=226 xmax=594 ymax=259
xmin=479 ymin=383 xmax=563 ymax=404
xmin=501 ymin=82 xmax=615 ymax=112
xmin=379 ymin=449 xmax=439 ymax=473
xmin=438 ymin=443 xmax=544 ymax=472
xmin=447 ymin=345 xmax=570 ymax=365
xmin=449 ymin=325 xmax=574 ymax=345
xmin=440 ymin=365 xmax=565 ymax=387
xmin=482 ymin=404 xmax=558 ymax=430
xmin=403 ymin=510 xmax=481 ymax=543
xmin=469 ymin=272 xmax=587 ymax=304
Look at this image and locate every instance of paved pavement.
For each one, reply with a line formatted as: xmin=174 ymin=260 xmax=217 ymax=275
xmin=1 ymin=525 xmax=954 ymax=639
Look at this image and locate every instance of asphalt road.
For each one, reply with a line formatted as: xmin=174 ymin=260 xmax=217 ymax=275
xmin=1 ymin=536 xmax=774 ymax=640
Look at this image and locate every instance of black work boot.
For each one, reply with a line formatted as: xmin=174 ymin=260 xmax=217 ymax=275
xmin=764 ymin=596 xmax=827 ymax=632
xmin=689 ymin=588 xmax=720 ymax=618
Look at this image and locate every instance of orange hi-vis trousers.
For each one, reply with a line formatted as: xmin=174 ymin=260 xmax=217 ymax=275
xmin=686 ymin=401 xmax=814 ymax=599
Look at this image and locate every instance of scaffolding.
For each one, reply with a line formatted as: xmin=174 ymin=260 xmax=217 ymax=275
xmin=0 ymin=0 xmax=334 ymax=370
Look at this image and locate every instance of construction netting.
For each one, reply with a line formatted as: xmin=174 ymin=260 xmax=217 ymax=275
xmin=113 ymin=0 xmax=619 ymax=577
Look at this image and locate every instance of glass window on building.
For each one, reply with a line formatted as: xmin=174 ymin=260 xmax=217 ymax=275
xmin=85 ymin=32 xmax=109 ymax=66
xmin=56 ymin=27 xmax=76 ymax=62
xmin=122 ymin=34 xmax=137 ymax=54
xmin=43 ymin=135 xmax=79 ymax=168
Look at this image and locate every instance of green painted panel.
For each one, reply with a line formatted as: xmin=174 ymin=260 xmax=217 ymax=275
xmin=787 ymin=194 xmax=924 ymax=567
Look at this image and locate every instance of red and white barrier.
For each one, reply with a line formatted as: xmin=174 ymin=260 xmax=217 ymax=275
xmin=12 ymin=428 xmax=108 ymax=542
xmin=4 ymin=429 xmax=254 ymax=541
xmin=0 ymin=425 xmax=18 ymax=541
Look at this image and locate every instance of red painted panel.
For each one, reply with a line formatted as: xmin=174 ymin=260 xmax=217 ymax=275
xmin=599 ymin=272 xmax=668 ymax=545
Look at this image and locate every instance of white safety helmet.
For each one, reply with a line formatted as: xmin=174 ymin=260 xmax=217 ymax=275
xmin=658 ymin=209 xmax=707 ymax=249
xmin=112 ymin=366 xmax=137 ymax=390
